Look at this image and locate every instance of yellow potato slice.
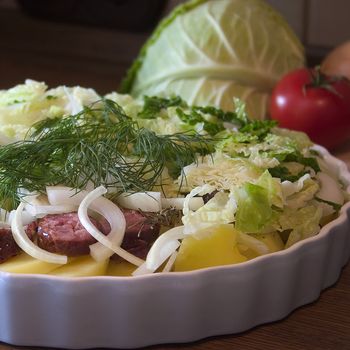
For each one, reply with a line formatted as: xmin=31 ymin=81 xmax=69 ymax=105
xmin=50 ymin=255 xmax=109 ymax=277
xmin=174 ymin=224 xmax=247 ymax=272
xmin=106 ymin=260 xmax=135 ymax=277
xmin=0 ymin=253 xmax=61 ymax=274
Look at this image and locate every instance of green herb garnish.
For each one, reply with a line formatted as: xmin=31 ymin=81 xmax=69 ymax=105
xmin=0 ymin=99 xmax=211 ymax=208
xmin=138 ymin=95 xmax=185 ymax=119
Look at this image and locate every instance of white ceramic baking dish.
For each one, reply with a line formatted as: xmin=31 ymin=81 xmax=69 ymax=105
xmin=0 ymin=146 xmax=349 ymax=349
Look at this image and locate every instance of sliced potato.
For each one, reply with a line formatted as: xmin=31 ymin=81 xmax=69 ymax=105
xmin=174 ymin=224 xmax=247 ymax=272
xmin=50 ymin=255 xmax=109 ymax=277
xmin=0 ymin=253 xmax=61 ymax=274
xmin=106 ymin=260 xmax=135 ymax=277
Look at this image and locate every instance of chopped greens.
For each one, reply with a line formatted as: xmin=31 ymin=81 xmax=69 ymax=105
xmin=239 ymin=120 xmax=278 ymax=141
xmin=136 ymin=95 xmax=250 ymax=135
xmin=0 ymin=99 xmax=212 ymax=208
xmin=268 ymin=166 xmax=309 ymax=182
xmin=137 ymin=95 xmax=185 ymax=119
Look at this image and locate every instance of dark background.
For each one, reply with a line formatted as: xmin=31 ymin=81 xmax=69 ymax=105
xmin=0 ymin=0 xmax=327 ymax=93
xmin=0 ymin=0 xmax=169 ymax=92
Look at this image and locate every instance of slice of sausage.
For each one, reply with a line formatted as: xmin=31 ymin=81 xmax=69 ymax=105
xmin=112 ymin=209 xmax=160 ymax=261
xmin=1 ymin=209 xmax=160 ymax=263
xmin=36 ymin=212 xmax=110 ymax=256
xmin=0 ymin=224 xmax=38 ymax=264
xmin=0 ymin=228 xmax=21 ymax=263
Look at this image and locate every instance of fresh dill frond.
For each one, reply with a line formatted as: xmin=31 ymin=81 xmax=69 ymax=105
xmin=0 ymin=99 xmax=212 ymax=209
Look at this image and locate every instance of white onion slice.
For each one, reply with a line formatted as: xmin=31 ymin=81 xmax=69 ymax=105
xmin=237 ymin=233 xmax=270 ymax=255
xmin=11 ymin=202 xmax=67 ymax=264
xmin=183 ymin=185 xmax=215 ymax=216
xmin=162 ymin=251 xmax=178 ymax=273
xmin=47 ymin=185 xmax=127 ymax=262
xmin=46 ymin=186 xmax=86 ymax=206
xmin=161 ymin=197 xmax=204 ymax=211
xmin=8 ymin=209 xmax=35 ymax=226
xmin=117 ymin=192 xmax=162 ymax=212
xmin=132 ymin=262 xmax=153 ymax=276
xmin=316 ymin=172 xmax=345 ymax=205
xmin=24 ymin=203 xmax=78 ymax=217
xmin=0 ymin=209 xmax=11 ymax=228
xmin=145 ymin=225 xmax=185 ymax=272
xmin=132 ymin=241 xmax=180 ymax=277
xmin=0 ymin=208 xmax=9 ymax=222
xmin=117 ymin=191 xmax=205 ymax=212
xmin=78 ymin=186 xmax=143 ymax=266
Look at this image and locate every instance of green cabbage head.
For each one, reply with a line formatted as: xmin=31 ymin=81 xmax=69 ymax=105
xmin=121 ymin=0 xmax=305 ymax=119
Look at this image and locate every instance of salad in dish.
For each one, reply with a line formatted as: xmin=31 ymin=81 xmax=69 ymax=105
xmin=0 ymin=80 xmax=348 ymax=277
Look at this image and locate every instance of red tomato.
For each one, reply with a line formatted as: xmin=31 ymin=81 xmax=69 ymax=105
xmin=270 ymin=68 xmax=350 ymax=149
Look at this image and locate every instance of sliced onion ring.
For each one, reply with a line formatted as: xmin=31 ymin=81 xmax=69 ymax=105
xmin=46 ymin=186 xmax=86 ymax=206
xmin=117 ymin=192 xmax=161 ymax=212
xmin=237 ymin=232 xmax=270 ymax=255
xmin=162 ymin=251 xmax=178 ymax=273
xmin=133 ymin=225 xmax=185 ymax=275
xmin=46 ymin=186 xmax=127 ymax=262
xmin=78 ymin=186 xmax=144 ymax=266
xmin=11 ymin=202 xmax=68 ymax=265
xmin=161 ymin=197 xmax=204 ymax=211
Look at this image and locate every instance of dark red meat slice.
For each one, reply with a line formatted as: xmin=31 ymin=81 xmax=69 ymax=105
xmin=0 ymin=224 xmax=38 ymax=264
xmin=1 ymin=209 xmax=160 ymax=263
xmin=36 ymin=212 xmax=110 ymax=256
xmin=112 ymin=209 xmax=160 ymax=261
xmin=0 ymin=228 xmax=21 ymax=263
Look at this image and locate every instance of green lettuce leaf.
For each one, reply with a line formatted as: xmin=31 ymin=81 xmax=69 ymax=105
xmin=235 ymin=182 xmax=272 ymax=233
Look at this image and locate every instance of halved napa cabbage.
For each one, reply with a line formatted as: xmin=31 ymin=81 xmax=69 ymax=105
xmin=121 ymin=0 xmax=305 ymax=119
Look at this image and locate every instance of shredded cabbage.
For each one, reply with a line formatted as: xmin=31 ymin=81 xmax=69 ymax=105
xmin=0 ymin=79 xmax=100 ymax=144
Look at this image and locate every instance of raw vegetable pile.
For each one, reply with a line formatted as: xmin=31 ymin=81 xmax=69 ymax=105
xmin=0 ymin=80 xmax=348 ymax=276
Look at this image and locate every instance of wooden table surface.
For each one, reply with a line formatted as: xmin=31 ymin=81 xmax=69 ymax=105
xmin=1 ymin=7 xmax=350 ymax=350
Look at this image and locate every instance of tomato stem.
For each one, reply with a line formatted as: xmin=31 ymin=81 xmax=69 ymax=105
xmin=303 ymin=66 xmax=344 ymax=97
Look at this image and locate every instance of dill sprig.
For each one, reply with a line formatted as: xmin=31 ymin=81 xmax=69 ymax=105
xmin=0 ymin=99 xmax=211 ymax=209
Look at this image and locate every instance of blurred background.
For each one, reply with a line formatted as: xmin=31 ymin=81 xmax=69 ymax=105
xmin=1 ymin=0 xmax=350 ymax=92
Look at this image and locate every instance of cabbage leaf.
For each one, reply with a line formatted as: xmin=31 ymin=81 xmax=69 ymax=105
xmin=121 ymin=0 xmax=305 ymax=119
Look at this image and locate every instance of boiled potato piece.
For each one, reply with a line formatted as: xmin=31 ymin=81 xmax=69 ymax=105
xmin=0 ymin=253 xmax=61 ymax=274
xmin=50 ymin=255 xmax=109 ymax=277
xmin=174 ymin=224 xmax=247 ymax=272
xmin=106 ymin=260 xmax=135 ymax=277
